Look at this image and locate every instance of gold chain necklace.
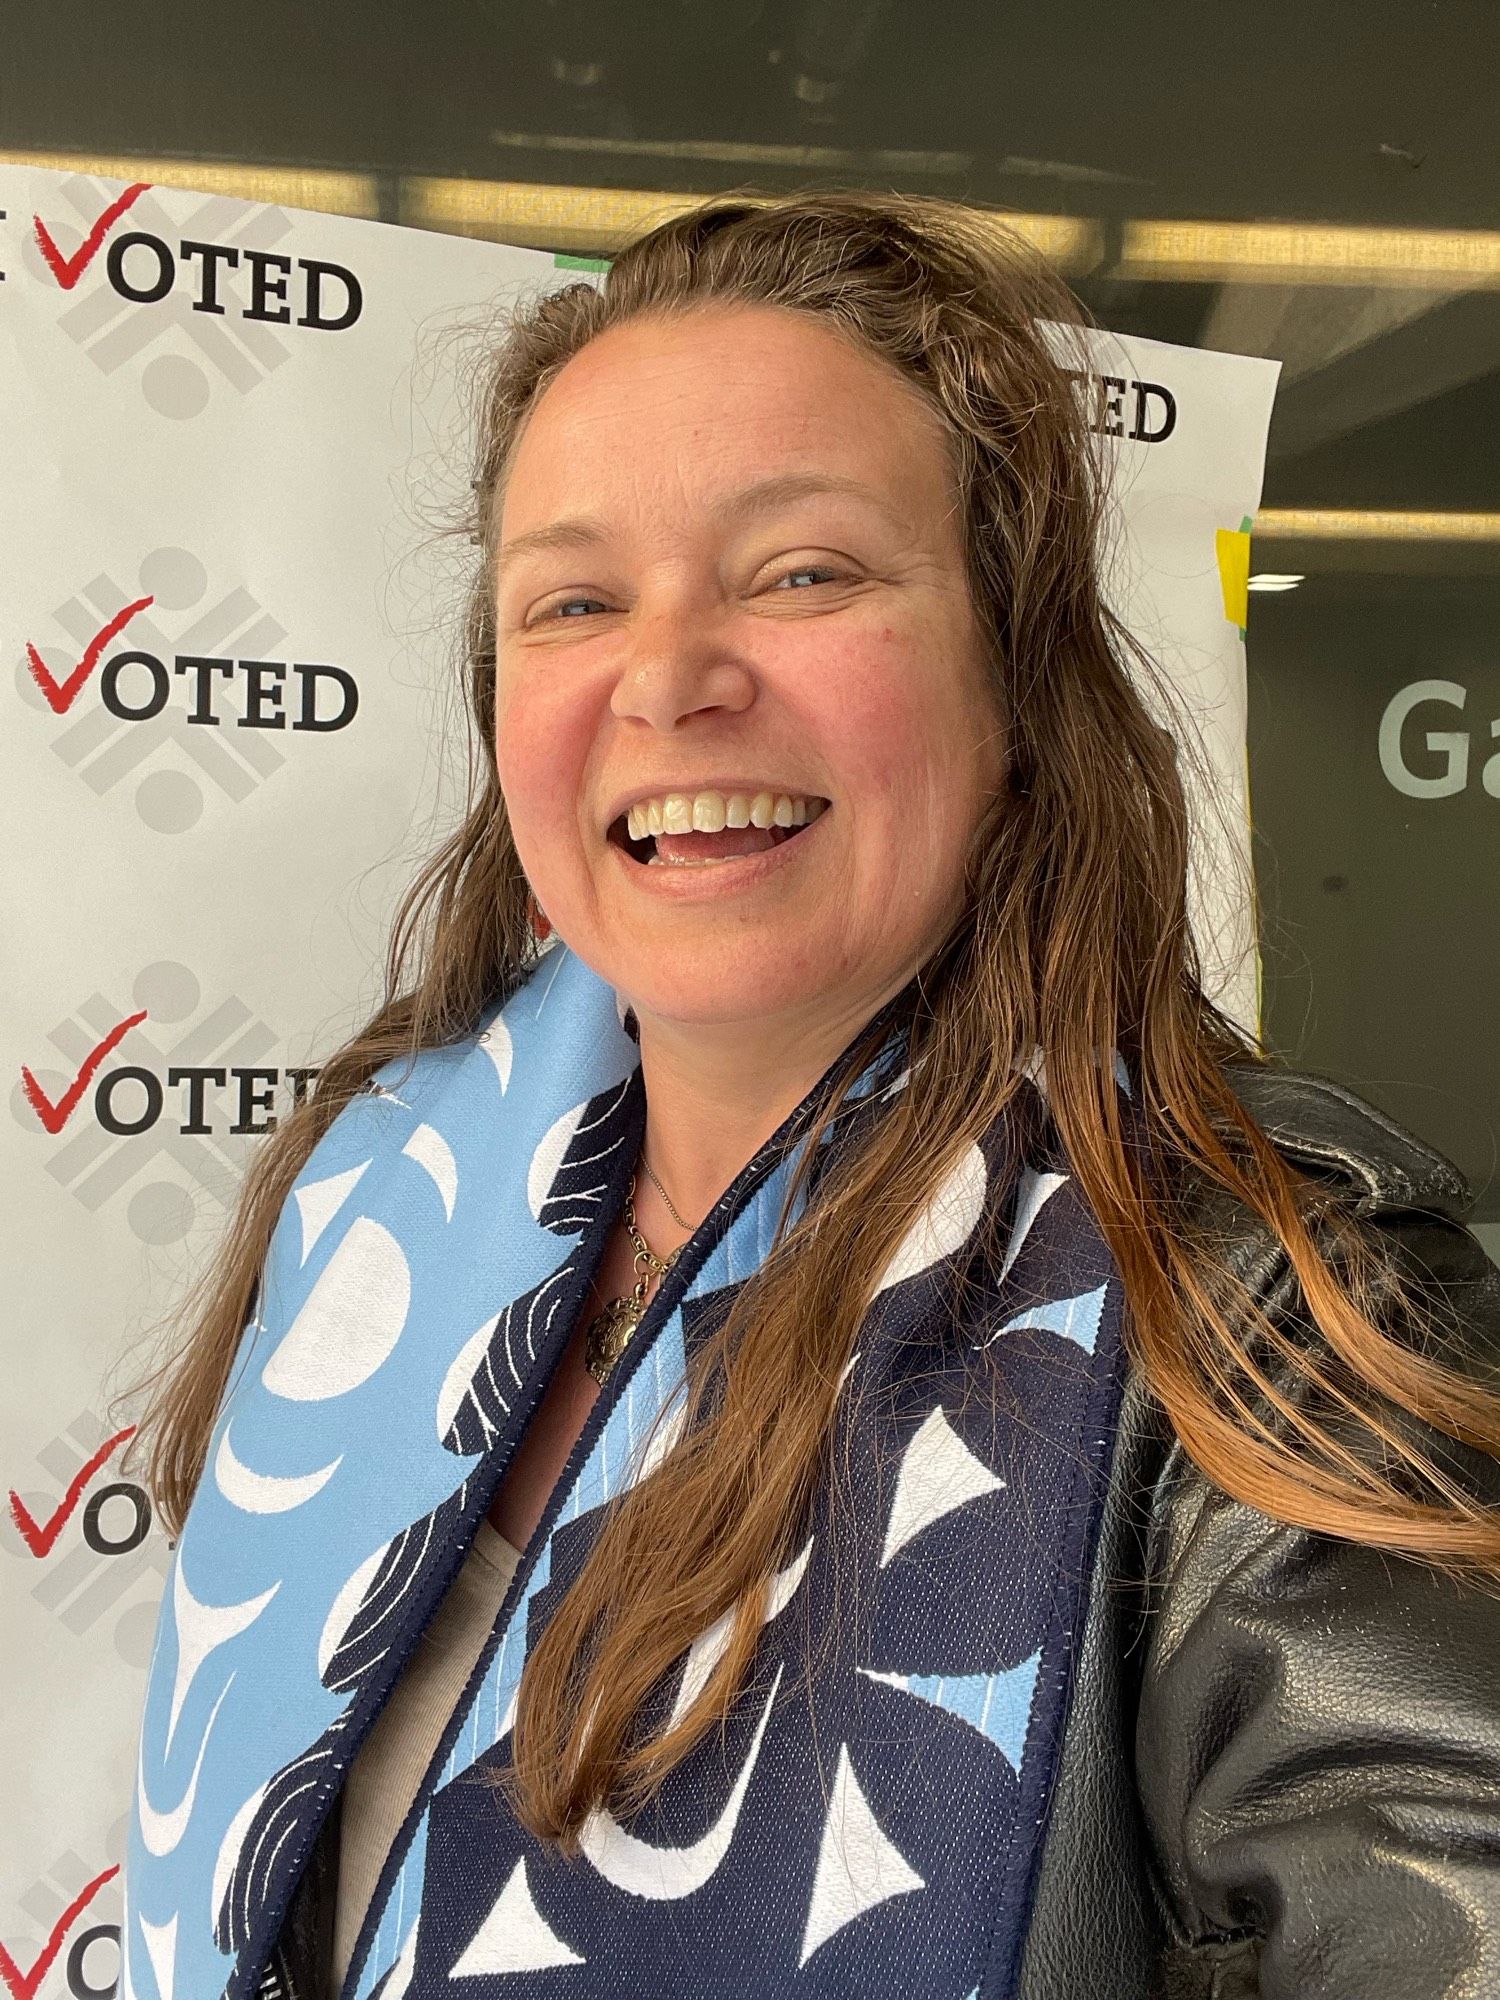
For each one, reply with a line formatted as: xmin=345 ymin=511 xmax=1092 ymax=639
xmin=583 ymin=1170 xmax=683 ymax=1385
xmin=638 ymin=1149 xmax=691 ymax=1230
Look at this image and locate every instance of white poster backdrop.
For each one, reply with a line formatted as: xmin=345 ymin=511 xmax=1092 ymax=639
xmin=1 ymin=165 xmax=1278 ymax=2000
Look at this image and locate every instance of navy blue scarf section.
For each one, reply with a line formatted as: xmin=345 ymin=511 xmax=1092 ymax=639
xmin=124 ymin=946 xmax=1128 ymax=2000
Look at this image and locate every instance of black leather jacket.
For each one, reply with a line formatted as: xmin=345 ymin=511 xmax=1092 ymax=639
xmin=1019 ymin=1066 xmax=1500 ymax=2000
xmin=270 ymin=1067 xmax=1500 ymax=2000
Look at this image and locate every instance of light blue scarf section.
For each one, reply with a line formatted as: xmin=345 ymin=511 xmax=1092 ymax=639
xmin=124 ymin=946 xmax=649 ymax=2000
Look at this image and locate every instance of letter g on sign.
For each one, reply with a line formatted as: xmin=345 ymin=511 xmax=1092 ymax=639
xmin=1379 ymin=679 xmax=1471 ymax=798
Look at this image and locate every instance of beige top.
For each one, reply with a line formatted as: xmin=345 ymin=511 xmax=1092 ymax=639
xmin=331 ymin=1517 xmax=523 ymax=1995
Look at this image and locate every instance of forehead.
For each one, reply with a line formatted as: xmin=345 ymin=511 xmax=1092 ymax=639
xmin=499 ymin=303 xmax=956 ymax=536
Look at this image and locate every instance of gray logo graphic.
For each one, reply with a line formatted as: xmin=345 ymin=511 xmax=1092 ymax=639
xmin=10 ymin=961 xmax=289 ymax=1242
xmin=5 ymin=1407 xmax=168 ymax=1663
xmin=15 ymin=547 xmax=290 ymax=830
xmin=10 ymin=1835 xmax=128 ymax=1996
xmin=21 ymin=176 xmax=296 ymax=416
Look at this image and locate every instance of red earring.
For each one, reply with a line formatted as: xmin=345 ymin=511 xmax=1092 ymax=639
xmin=526 ymin=894 xmax=552 ymax=942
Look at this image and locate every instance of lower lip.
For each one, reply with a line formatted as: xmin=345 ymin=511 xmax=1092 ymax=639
xmin=608 ymin=810 xmax=830 ymax=899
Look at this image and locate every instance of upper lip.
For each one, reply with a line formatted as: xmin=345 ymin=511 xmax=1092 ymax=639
xmin=601 ymin=781 xmax=829 ymax=830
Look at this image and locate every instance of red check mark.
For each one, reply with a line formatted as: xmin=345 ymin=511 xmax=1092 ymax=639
xmin=26 ymin=594 xmax=154 ymax=715
xmin=21 ymin=1008 xmax=148 ymax=1136
xmin=0 ymin=1862 xmax=118 ymax=2000
xmin=32 ymin=182 xmax=150 ymax=290
xmin=9 ymin=1426 xmax=136 ymax=1559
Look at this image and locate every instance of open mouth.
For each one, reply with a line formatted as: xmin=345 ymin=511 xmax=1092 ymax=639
xmin=608 ymin=800 xmax=829 ymax=869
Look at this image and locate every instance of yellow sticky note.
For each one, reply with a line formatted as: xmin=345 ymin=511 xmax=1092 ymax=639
xmin=1216 ymin=526 xmax=1251 ymax=631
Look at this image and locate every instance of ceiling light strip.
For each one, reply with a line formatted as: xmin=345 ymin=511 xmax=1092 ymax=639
xmin=0 ymin=149 xmax=379 ymax=218
xmin=398 ymin=177 xmax=695 ymax=252
xmin=400 ymin=175 xmax=1098 ymax=264
xmin=1119 ymin=218 xmax=1500 ymax=288
xmin=1256 ymin=509 xmax=1500 ymax=542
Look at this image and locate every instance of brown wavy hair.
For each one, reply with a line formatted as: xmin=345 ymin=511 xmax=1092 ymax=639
xmin=132 ymin=190 xmax=1500 ymax=1847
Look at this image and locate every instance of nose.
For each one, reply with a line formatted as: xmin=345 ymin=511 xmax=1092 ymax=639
xmin=609 ymin=591 xmax=756 ymax=732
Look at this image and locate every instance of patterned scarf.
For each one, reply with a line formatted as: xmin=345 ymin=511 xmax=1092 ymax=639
xmin=124 ymin=944 xmax=1128 ymax=2000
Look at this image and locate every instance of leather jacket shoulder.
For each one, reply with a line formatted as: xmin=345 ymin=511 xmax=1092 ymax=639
xmin=1018 ymin=1062 xmax=1500 ymax=2000
xmin=1225 ymin=1062 xmax=1474 ymax=1212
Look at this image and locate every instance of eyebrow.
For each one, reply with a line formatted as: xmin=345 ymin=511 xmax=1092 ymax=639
xmin=496 ymin=472 xmax=909 ymax=569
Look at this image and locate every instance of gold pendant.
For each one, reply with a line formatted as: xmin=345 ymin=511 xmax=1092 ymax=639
xmin=584 ymin=1296 xmax=643 ymax=1386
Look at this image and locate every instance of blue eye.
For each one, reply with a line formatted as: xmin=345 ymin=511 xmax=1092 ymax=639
xmin=551 ymin=596 xmax=607 ymax=618
xmin=775 ymin=565 xmax=842 ymax=589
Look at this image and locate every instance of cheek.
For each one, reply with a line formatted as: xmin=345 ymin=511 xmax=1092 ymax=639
xmin=495 ymin=675 xmax=591 ymax=831
xmin=805 ymin=625 xmax=978 ymax=807
xmin=794 ymin=628 xmax=908 ymax=765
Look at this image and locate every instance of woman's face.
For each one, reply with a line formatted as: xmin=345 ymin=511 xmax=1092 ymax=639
xmin=494 ymin=303 xmax=1003 ymax=1046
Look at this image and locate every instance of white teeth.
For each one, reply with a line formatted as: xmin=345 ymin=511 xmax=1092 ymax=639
xmin=618 ymin=788 xmax=826 ymax=843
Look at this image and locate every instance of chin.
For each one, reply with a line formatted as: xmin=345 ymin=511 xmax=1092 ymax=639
xmin=559 ymin=912 xmax=861 ymax=1035
xmin=631 ymin=981 xmax=812 ymax=1031
xmin=617 ymin=964 xmax=838 ymax=1036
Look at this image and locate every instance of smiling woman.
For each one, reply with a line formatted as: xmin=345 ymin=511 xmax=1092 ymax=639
xmin=494 ymin=304 xmax=999 ymax=1058
xmin=127 ymin=192 xmax=1500 ymax=2000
